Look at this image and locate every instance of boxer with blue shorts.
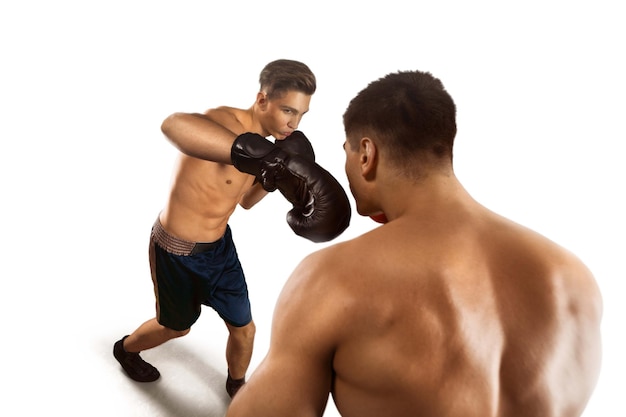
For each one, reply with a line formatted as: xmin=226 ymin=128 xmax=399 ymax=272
xmin=149 ymin=219 xmax=252 ymax=331
xmin=113 ymin=60 xmax=350 ymax=399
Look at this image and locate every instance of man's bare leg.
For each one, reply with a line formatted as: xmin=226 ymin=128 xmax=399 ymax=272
xmin=225 ymin=320 xmax=256 ymax=397
xmin=114 ymin=318 xmax=189 ymax=382
xmin=124 ymin=318 xmax=190 ymax=352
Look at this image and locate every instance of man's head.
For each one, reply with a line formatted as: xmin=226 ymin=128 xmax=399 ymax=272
xmin=343 ymin=70 xmax=457 ymax=181
xmin=259 ymin=59 xmax=316 ymax=99
xmin=256 ymin=59 xmax=316 ymax=139
xmin=342 ymin=70 xmax=457 ymax=219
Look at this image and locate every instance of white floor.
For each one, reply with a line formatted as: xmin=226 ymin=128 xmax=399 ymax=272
xmin=98 ymin=319 xmax=235 ymax=417
xmin=1 ymin=202 xmax=345 ymax=417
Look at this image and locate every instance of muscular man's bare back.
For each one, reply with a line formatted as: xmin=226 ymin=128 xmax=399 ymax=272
xmin=225 ymin=177 xmax=602 ymax=417
xmin=315 ymin=208 xmax=602 ymax=417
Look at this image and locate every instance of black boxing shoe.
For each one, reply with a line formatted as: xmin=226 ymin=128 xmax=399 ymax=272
xmin=226 ymin=370 xmax=246 ymax=398
xmin=113 ymin=336 xmax=160 ymax=382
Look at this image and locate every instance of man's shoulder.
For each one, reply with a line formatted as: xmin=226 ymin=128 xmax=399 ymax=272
xmin=204 ymin=106 xmax=248 ymax=133
xmin=290 ymin=238 xmax=374 ymax=288
xmin=205 ymin=105 xmax=242 ymax=115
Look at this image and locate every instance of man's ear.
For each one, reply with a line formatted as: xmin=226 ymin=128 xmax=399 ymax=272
xmin=256 ymin=92 xmax=268 ymax=110
xmin=360 ymin=137 xmax=378 ymax=180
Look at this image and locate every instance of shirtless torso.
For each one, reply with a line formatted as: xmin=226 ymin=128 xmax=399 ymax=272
xmin=159 ymin=107 xmax=261 ymax=243
xmin=227 ymin=176 xmax=602 ymax=417
xmin=159 ymin=88 xmax=312 ymax=242
xmin=322 ymin=200 xmax=602 ymax=417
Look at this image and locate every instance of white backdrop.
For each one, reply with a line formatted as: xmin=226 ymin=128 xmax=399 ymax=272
xmin=1 ymin=1 xmax=624 ymax=416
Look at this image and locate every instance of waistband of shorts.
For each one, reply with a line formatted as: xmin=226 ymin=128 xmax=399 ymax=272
xmin=151 ymin=218 xmax=222 ymax=256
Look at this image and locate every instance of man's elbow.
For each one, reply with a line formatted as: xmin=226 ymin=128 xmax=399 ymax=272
xmin=160 ymin=112 xmax=182 ymax=137
xmin=239 ymin=197 xmax=257 ymax=210
xmin=160 ymin=112 xmax=195 ymax=154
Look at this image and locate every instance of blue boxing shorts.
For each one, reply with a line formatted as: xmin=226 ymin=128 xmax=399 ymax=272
xmin=148 ymin=218 xmax=252 ymax=330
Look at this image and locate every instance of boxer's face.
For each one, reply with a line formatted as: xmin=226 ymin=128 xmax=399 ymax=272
xmin=259 ymin=90 xmax=311 ymax=140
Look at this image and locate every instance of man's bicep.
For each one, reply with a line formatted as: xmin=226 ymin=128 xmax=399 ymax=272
xmin=161 ymin=111 xmax=236 ymax=163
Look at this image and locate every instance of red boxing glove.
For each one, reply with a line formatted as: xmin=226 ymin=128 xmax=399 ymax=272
xmin=370 ymin=212 xmax=388 ymax=224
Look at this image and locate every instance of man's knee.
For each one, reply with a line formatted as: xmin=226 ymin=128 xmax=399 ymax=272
xmin=228 ymin=321 xmax=256 ymax=342
xmin=164 ymin=326 xmax=191 ymax=339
